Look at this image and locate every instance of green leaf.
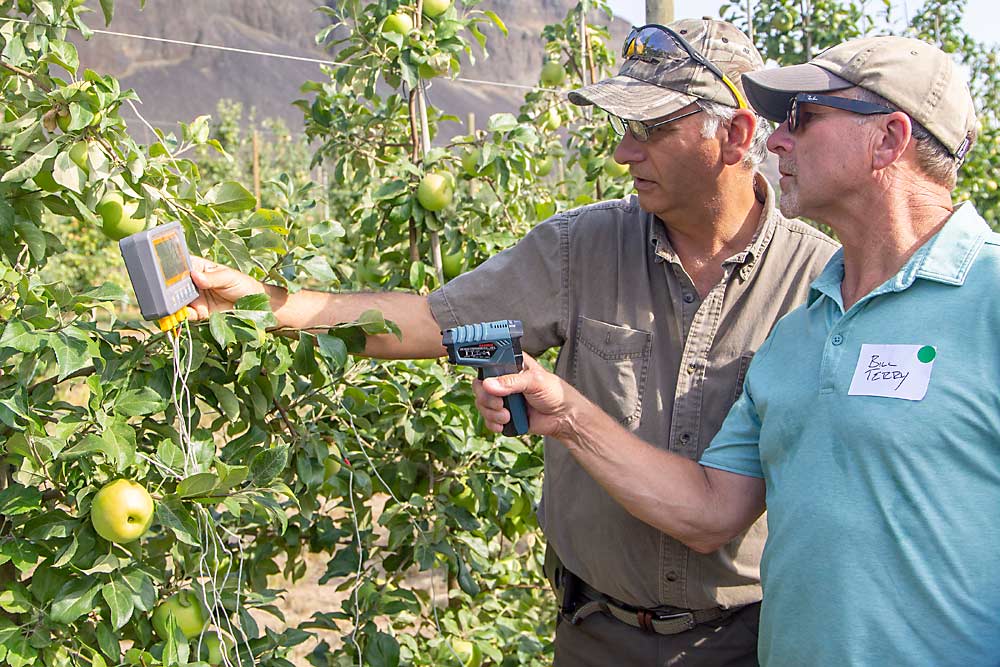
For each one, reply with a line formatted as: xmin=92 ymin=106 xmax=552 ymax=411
xmin=0 ymin=539 xmax=40 ymax=571
xmin=51 ymin=327 xmax=91 ymax=380
xmin=176 ymin=472 xmax=218 ymax=498
xmin=315 ymin=333 xmax=347 ymax=371
xmin=206 ymin=381 xmax=240 ymax=421
xmin=483 ymin=9 xmax=508 ymax=36
xmin=364 ymin=631 xmax=400 ymax=667
xmin=215 ymin=464 xmax=249 ymax=492
xmin=161 ymin=614 xmax=190 ymax=666
xmin=204 ymin=181 xmax=256 ymax=212
xmin=115 ymin=387 xmax=167 ymax=417
xmin=373 ymin=179 xmax=408 ymax=201
xmin=250 ymin=444 xmax=289 ymax=485
xmin=102 ymin=578 xmax=135 ymax=630
xmin=13 ymin=220 xmax=46 ymax=263
xmin=95 ymin=622 xmax=119 ymax=663
xmin=209 ymin=312 xmax=235 ymax=347
xmin=233 ymin=293 xmax=271 ymax=311
xmin=98 ymin=0 xmax=114 ymax=24
xmin=1 ymin=139 xmax=58 ymax=183
xmin=155 ymin=501 xmax=200 ymax=547
xmin=457 ymin=556 xmax=480 ymax=597
xmin=50 ymin=578 xmax=101 ymax=624
xmin=121 ymin=569 xmax=156 ymax=612
xmin=0 ymin=321 xmax=43 ymax=353
xmin=3 ymin=633 xmax=37 ymax=667
xmin=0 ymin=485 xmax=41 ymax=516
xmin=487 ymin=113 xmax=519 ymax=133
xmin=52 ymin=152 xmax=85 ymax=194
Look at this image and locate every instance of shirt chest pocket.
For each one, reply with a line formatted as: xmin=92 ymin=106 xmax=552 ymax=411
xmin=571 ymin=316 xmax=652 ymax=428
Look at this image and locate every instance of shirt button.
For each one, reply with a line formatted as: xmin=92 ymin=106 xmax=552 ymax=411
xmin=679 ymin=433 xmax=691 ymax=445
xmin=687 ymin=363 xmax=697 ymax=374
xmin=666 ymin=571 xmax=678 ymax=582
xmin=683 ymin=293 xmax=694 ymax=303
xmin=831 ymin=334 xmax=844 ymax=345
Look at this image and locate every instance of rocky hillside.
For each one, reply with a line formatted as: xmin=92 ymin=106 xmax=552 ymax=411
xmin=70 ymin=0 xmax=630 ymax=138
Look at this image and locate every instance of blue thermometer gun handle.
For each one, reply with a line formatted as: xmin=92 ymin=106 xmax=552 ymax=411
xmin=478 ymin=365 xmax=530 ymax=436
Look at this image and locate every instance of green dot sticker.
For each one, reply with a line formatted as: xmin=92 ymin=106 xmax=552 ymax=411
xmin=917 ymin=346 xmax=936 ymax=363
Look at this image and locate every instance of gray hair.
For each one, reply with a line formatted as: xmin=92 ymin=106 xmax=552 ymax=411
xmin=697 ymin=100 xmax=770 ymax=170
xmin=851 ymin=88 xmax=973 ymax=190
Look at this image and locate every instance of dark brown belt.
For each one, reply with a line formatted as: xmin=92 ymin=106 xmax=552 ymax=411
xmin=545 ymin=545 xmax=740 ymax=636
xmin=569 ymin=577 xmax=735 ymax=635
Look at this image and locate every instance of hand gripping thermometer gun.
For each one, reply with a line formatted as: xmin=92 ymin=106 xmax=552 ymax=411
xmin=442 ymin=320 xmax=530 ymax=436
xmin=118 ymin=221 xmax=200 ymax=333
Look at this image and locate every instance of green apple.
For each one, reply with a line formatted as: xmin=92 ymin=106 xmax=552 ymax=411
xmin=324 ymin=456 xmax=342 ymax=480
xmin=382 ymin=12 xmax=413 ymax=35
xmin=535 ymin=156 xmax=554 ymax=177
xmin=90 ymin=479 xmax=154 ymax=544
xmin=97 ymin=193 xmax=145 ymax=240
xmin=68 ymin=141 xmax=89 ymax=171
xmin=152 ymin=590 xmax=208 ymax=640
xmin=201 ymin=632 xmax=232 ymax=666
xmin=541 ymin=107 xmax=560 ymax=132
xmin=416 ymin=172 xmax=454 ymax=212
xmin=56 ymin=110 xmax=71 ymax=133
xmin=461 ymin=148 xmax=495 ymax=177
xmin=442 ymin=250 xmax=465 ymax=280
xmin=450 ymin=482 xmax=477 ymax=512
xmin=450 ymin=639 xmax=483 ymax=667
xmin=540 ymin=61 xmax=567 ymax=87
xmin=423 ymin=0 xmax=451 ymax=18
xmin=603 ymin=156 xmax=630 ymax=178
xmin=770 ymin=12 xmax=794 ymax=31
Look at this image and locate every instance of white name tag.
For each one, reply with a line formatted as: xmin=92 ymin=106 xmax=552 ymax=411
xmin=848 ymin=344 xmax=936 ymax=401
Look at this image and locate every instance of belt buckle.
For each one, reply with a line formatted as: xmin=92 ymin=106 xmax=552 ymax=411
xmin=645 ymin=610 xmax=695 ymax=634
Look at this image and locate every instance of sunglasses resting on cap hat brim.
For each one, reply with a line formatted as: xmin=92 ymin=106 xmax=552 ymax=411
xmin=567 ymin=76 xmax=699 ymax=122
xmin=742 ymin=64 xmax=854 ymax=123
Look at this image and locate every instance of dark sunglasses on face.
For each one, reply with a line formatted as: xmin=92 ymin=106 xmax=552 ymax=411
xmin=786 ymin=92 xmax=895 ymax=133
xmin=621 ymin=24 xmax=748 ymax=110
xmin=608 ymin=108 xmax=704 ymax=142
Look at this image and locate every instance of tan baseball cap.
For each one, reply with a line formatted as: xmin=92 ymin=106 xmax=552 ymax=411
xmin=743 ymin=36 xmax=977 ymax=158
xmin=568 ymin=18 xmax=763 ymax=122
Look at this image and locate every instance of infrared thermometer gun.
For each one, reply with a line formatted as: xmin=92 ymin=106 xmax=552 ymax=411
xmin=118 ymin=221 xmax=199 ymax=332
xmin=441 ymin=319 xmax=530 ymax=436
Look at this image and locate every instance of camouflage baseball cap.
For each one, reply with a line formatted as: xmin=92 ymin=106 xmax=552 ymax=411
xmin=568 ymin=18 xmax=764 ymax=122
xmin=743 ymin=36 xmax=977 ymax=158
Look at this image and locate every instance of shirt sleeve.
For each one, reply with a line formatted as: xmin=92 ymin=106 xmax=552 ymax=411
xmin=427 ymin=215 xmax=568 ymax=355
xmin=699 ymin=362 xmax=766 ymax=479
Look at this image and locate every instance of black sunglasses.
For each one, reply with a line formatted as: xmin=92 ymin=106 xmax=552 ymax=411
xmin=608 ymin=108 xmax=704 ymax=142
xmin=622 ymin=24 xmax=747 ymax=109
xmin=786 ymin=93 xmax=895 ymax=133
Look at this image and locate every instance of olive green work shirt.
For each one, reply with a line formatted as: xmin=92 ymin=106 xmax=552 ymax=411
xmin=428 ymin=177 xmax=839 ymax=610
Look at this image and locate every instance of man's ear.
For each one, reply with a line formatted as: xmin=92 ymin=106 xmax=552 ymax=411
xmin=872 ymin=111 xmax=912 ymax=170
xmin=721 ymin=109 xmax=756 ymax=166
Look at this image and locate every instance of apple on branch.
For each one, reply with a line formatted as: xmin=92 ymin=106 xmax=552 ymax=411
xmin=90 ymin=479 xmax=154 ymax=544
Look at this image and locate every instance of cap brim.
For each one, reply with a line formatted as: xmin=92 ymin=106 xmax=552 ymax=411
xmin=743 ymin=64 xmax=853 ymax=122
xmin=568 ymin=75 xmax=697 ymax=121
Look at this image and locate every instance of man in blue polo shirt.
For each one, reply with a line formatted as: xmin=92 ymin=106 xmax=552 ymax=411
xmin=475 ymin=36 xmax=999 ymax=665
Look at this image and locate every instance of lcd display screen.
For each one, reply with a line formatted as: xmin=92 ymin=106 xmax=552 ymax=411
xmin=153 ymin=233 xmax=188 ymax=286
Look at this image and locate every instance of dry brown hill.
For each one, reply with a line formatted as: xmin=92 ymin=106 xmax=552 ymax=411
xmin=70 ymin=0 xmax=630 ymax=138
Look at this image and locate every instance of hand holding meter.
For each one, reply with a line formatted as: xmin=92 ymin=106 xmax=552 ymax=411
xmin=118 ymin=221 xmax=199 ymax=332
xmin=441 ymin=319 xmax=529 ymax=436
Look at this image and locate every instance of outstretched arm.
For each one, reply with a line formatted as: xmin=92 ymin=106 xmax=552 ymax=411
xmin=187 ymin=257 xmax=445 ymax=359
xmin=474 ymin=354 xmax=766 ymax=553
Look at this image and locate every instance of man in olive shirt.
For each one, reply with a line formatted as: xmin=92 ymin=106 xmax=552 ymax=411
xmin=189 ymin=18 xmax=836 ymax=666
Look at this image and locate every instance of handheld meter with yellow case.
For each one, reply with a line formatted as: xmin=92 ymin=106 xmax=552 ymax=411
xmin=118 ymin=221 xmax=199 ymax=332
